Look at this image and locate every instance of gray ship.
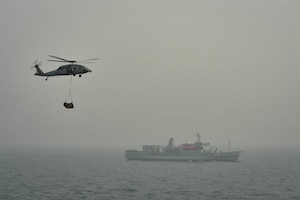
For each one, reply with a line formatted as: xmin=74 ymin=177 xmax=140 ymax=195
xmin=125 ymin=134 xmax=241 ymax=162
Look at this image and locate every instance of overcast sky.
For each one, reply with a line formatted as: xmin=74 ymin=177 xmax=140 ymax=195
xmin=1 ymin=0 xmax=299 ymax=152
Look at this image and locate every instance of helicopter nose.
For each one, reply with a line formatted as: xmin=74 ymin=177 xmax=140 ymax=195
xmin=84 ymin=67 xmax=91 ymax=73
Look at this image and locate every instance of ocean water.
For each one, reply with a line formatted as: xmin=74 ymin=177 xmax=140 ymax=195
xmin=0 ymin=148 xmax=299 ymax=200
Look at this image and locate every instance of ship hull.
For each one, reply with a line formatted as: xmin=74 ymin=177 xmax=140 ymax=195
xmin=125 ymin=151 xmax=241 ymax=162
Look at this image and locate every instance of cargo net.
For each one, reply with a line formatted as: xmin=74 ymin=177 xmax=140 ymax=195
xmin=64 ymin=76 xmax=74 ymax=109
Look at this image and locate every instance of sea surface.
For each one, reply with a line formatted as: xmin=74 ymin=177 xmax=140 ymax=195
xmin=0 ymin=148 xmax=299 ymax=200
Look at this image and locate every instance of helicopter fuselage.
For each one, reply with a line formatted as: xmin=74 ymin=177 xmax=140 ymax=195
xmin=35 ymin=64 xmax=91 ymax=78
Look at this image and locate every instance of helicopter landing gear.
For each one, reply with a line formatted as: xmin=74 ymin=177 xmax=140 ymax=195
xmin=79 ymin=74 xmax=82 ymax=77
xmin=45 ymin=77 xmax=49 ymax=81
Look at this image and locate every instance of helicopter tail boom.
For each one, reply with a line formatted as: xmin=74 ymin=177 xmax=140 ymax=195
xmin=34 ymin=64 xmax=44 ymax=76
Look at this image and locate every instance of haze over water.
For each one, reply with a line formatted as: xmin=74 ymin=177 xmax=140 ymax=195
xmin=1 ymin=148 xmax=300 ymax=200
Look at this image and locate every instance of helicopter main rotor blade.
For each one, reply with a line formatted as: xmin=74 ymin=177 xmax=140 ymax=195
xmin=77 ymin=58 xmax=100 ymax=62
xmin=76 ymin=61 xmax=97 ymax=64
xmin=47 ymin=59 xmax=69 ymax=63
xmin=47 ymin=55 xmax=99 ymax=64
xmin=48 ymin=55 xmax=70 ymax=62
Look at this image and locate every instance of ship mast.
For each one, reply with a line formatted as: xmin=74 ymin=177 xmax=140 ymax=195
xmin=196 ymin=133 xmax=200 ymax=144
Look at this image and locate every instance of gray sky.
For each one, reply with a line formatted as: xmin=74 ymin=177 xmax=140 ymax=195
xmin=1 ymin=0 xmax=299 ymax=151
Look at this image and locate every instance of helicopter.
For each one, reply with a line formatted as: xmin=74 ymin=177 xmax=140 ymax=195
xmin=34 ymin=55 xmax=99 ymax=81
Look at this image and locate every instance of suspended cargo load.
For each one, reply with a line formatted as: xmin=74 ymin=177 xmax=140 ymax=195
xmin=64 ymin=102 xmax=74 ymax=109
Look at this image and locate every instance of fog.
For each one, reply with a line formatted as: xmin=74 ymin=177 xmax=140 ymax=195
xmin=1 ymin=0 xmax=299 ymax=153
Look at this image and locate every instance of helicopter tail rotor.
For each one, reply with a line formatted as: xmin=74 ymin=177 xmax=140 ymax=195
xmin=32 ymin=60 xmax=44 ymax=75
xmin=31 ymin=60 xmax=40 ymax=69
